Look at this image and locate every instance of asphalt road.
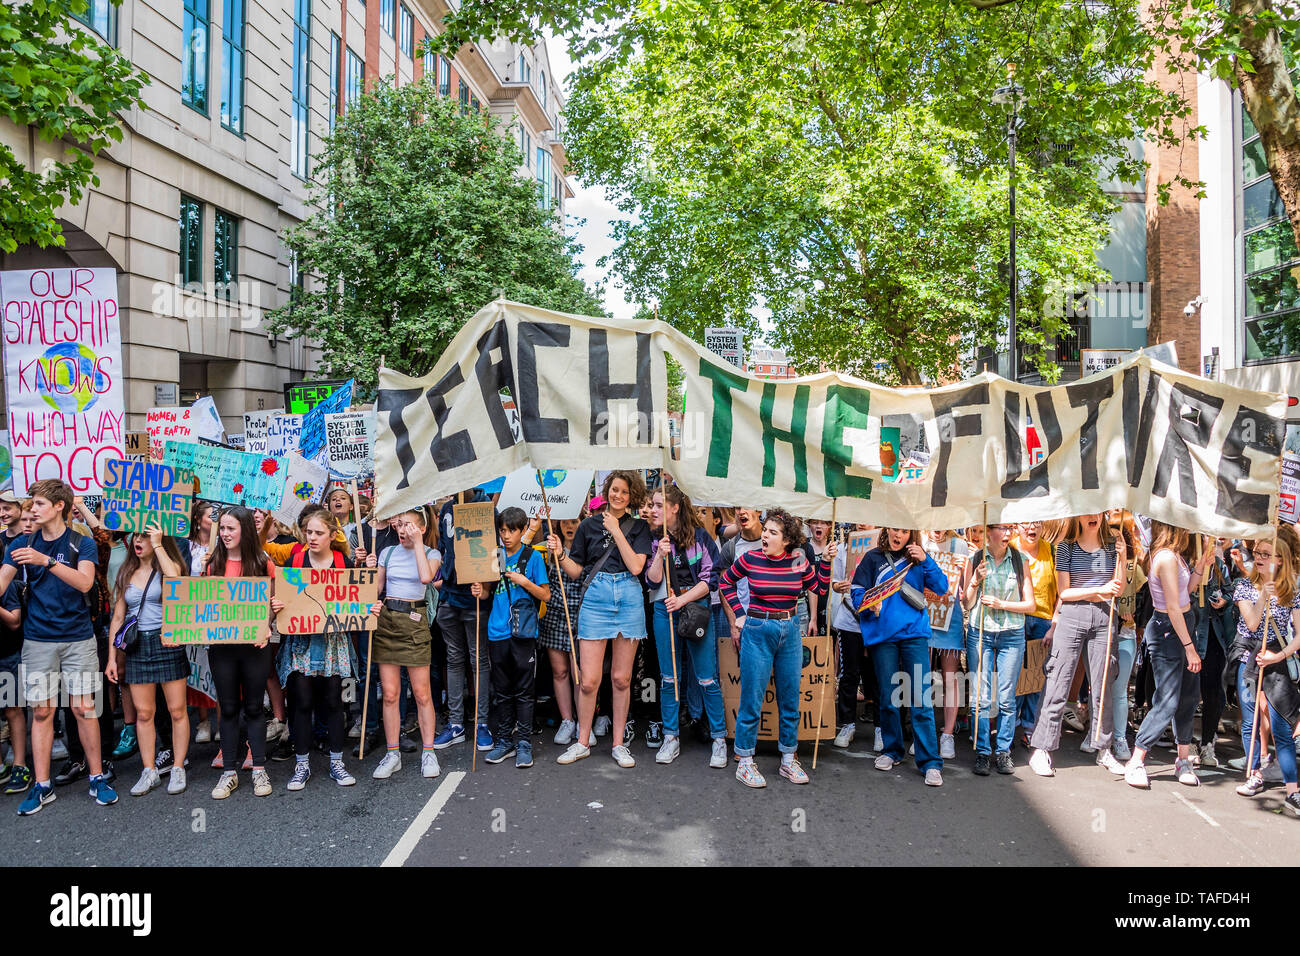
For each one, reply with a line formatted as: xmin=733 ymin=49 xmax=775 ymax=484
xmin=5 ymin=715 xmax=1296 ymax=867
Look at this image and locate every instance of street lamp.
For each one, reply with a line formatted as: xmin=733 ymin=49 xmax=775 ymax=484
xmin=992 ymin=74 xmax=1025 ymax=380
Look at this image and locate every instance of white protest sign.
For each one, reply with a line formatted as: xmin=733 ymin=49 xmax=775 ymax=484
xmin=705 ymin=327 xmax=744 ymax=368
xmin=147 ymin=406 xmax=196 ymax=461
xmin=324 ymin=410 xmax=376 ymax=479
xmin=272 ymin=451 xmax=328 ymax=526
xmin=266 ymin=413 xmax=303 ymax=457
xmin=497 ymin=467 xmax=594 ymax=520
xmin=190 ymin=395 xmax=225 ymax=442
xmin=243 ymin=409 xmax=282 ymax=455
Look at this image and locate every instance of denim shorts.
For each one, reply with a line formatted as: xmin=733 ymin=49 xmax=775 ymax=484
xmin=577 ymin=572 xmax=646 ymax=641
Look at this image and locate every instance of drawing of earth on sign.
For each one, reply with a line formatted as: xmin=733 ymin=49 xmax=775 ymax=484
xmin=37 ymin=342 xmax=108 ymax=413
xmin=293 ymin=480 xmax=316 ymax=501
xmin=536 ymin=469 xmax=567 ymax=487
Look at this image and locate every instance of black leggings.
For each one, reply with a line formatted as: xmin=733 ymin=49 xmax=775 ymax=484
xmin=289 ymin=673 xmax=345 ymax=756
xmin=209 ymin=644 xmax=273 ymax=767
xmin=1200 ymin=638 xmax=1227 ymax=746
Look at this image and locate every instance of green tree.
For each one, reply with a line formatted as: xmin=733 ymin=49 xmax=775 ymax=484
xmin=0 ymin=0 xmax=148 ymax=253
xmin=268 ymin=79 xmax=604 ymax=392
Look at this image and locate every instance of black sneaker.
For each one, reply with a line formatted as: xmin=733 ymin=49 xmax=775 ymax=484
xmin=973 ymin=753 xmax=991 ymax=776
xmin=156 ymin=749 xmax=174 ymax=774
xmin=270 ymin=737 xmax=295 ymax=762
xmin=352 ymin=731 xmax=384 ymax=758
xmin=398 ymin=734 xmax=419 ymax=754
xmin=101 ymin=760 xmax=115 ymax=786
xmin=646 ymin=721 xmax=663 ymax=749
xmin=995 ymin=751 xmax=1015 ymax=775
xmin=1286 ymin=792 xmax=1300 ymax=817
xmin=53 ymin=757 xmax=88 ymax=787
xmin=690 ymin=717 xmax=711 ymax=745
xmin=623 ymin=720 xmax=636 ymax=746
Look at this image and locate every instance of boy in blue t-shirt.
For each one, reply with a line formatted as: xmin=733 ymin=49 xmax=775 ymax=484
xmin=470 ymin=507 xmax=548 ymax=768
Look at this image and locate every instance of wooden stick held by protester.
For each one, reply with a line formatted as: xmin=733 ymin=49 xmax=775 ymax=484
xmin=813 ymin=499 xmax=838 ymax=770
xmin=536 ymin=473 xmax=580 ymax=687
xmin=973 ymin=502 xmax=988 ymax=751
xmin=1094 ymin=511 xmax=1124 ymax=747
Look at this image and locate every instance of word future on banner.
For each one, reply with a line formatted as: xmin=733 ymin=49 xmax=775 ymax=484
xmin=375 ymin=299 xmax=1288 ymax=538
xmin=718 ymin=634 xmax=834 ymax=741
xmin=101 ymin=459 xmax=194 ymax=535
xmin=146 ymin=407 xmax=195 ymax=461
xmin=453 ymin=502 xmax=499 ymax=583
xmin=161 ymin=576 xmax=271 ymax=645
xmin=1 ymin=268 xmax=125 ymax=494
xmin=164 ymin=440 xmax=285 ymax=510
xmin=243 ymin=409 xmax=283 ymax=455
xmin=324 ymin=410 xmax=375 ymax=479
xmin=497 ymin=467 xmax=594 ymax=520
xmin=274 ymin=566 xmax=378 ymax=634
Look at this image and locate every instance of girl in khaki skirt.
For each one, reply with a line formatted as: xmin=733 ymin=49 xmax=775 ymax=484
xmin=367 ymin=508 xmax=442 ymax=780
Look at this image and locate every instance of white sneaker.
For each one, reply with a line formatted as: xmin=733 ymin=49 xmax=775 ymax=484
xmin=557 ymin=742 xmax=591 ymax=765
xmin=1079 ymin=735 xmax=1098 ymax=754
xmin=1029 ymin=748 xmax=1055 ymax=777
xmin=834 ymin=724 xmax=856 ymax=749
xmin=194 ymin=720 xmax=212 ymax=744
xmin=655 ymin=735 xmax=680 ymax=764
xmin=939 ymin=733 xmax=956 ymax=759
xmin=925 ymin=768 xmax=943 ymax=787
xmin=251 ymin=769 xmax=272 ymax=797
xmin=1175 ymin=757 xmax=1200 ymax=786
xmin=372 ymin=752 xmax=402 ymax=779
xmin=611 ymin=744 xmax=635 ymax=768
xmin=210 ymin=771 xmax=238 ymax=800
xmin=421 ymin=751 xmax=441 ymax=778
xmin=874 ymin=753 xmax=896 ymax=771
xmin=167 ymin=767 xmax=187 ymax=795
xmin=554 ymin=719 xmax=577 ymax=746
xmin=592 ymin=716 xmax=612 ymax=738
xmin=347 ymin=718 xmax=362 ymax=740
xmin=1124 ymin=761 xmax=1150 ymax=789
xmin=130 ymin=768 xmax=161 ymax=797
xmin=265 ymin=717 xmax=287 ymax=743
xmin=873 ymin=727 xmax=884 ymax=752
xmin=1199 ymin=742 xmax=1218 ymax=768
xmin=710 ymin=738 xmax=728 ymax=769
xmin=1096 ymin=748 xmax=1125 ymax=776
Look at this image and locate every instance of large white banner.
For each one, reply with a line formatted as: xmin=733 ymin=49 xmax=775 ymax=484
xmin=1 ymin=268 xmax=125 ymax=495
xmin=375 ymin=301 xmax=1289 ymax=538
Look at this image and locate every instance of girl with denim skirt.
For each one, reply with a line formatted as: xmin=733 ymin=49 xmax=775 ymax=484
xmin=645 ymin=485 xmax=726 ymax=769
xmin=548 ymin=471 xmax=653 ymax=769
xmin=925 ymin=529 xmax=968 ymax=760
xmin=721 ymin=509 xmax=834 ymax=788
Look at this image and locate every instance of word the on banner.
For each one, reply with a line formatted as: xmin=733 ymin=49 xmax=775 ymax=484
xmin=285 ymin=379 xmax=348 ymax=415
xmin=324 ymin=410 xmax=375 ymax=479
xmin=1 ymin=268 xmax=125 ymax=495
xmin=718 ymin=634 xmax=834 ymax=741
xmin=453 ymin=502 xmax=499 ymax=583
xmin=161 ymin=576 xmax=271 ymax=645
xmin=101 ymin=459 xmax=194 ymax=535
xmin=497 ymin=467 xmax=594 ymax=520
xmin=146 ymin=406 xmax=195 ymax=461
xmin=274 ymin=566 xmax=378 ymax=634
xmin=266 ymin=413 xmax=303 ymax=457
xmin=375 ymin=300 xmax=1287 ymax=539
xmin=271 ymin=451 xmax=328 ymax=526
xmin=925 ymin=550 xmax=967 ymax=633
xmin=164 ymin=441 xmax=285 ymax=510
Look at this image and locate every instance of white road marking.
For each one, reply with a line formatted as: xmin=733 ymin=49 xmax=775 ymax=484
xmin=1173 ymin=791 xmax=1220 ymax=828
xmin=381 ymin=771 xmax=466 ymax=867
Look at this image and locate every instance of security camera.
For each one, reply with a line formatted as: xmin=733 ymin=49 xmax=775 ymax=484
xmin=1183 ymin=303 xmax=1195 ymax=316
xmin=1184 ymin=295 xmax=1204 ymax=316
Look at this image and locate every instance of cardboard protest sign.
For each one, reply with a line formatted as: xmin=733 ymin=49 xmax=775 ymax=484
xmin=161 ymin=576 xmax=272 ymax=645
xmin=1 ymin=268 xmax=125 ymax=494
xmin=164 ymin=440 xmax=285 ymax=510
xmin=124 ymin=431 xmax=148 ymax=457
xmin=453 ymin=501 xmax=500 ymax=583
xmin=274 ymin=565 xmax=378 ymax=634
xmin=147 ymin=407 xmax=195 ymax=461
xmin=101 ymin=458 xmax=194 ymax=535
xmin=924 ymin=549 xmax=967 ymax=633
xmin=243 ymin=409 xmax=282 ymax=455
xmin=718 ymin=633 xmax=834 ymax=741
xmin=846 ymin=529 xmax=877 ymax=583
xmin=285 ymin=379 xmax=348 ymax=415
xmin=266 ymin=413 xmax=303 ymax=457
xmin=497 ymin=467 xmax=594 ymax=520
xmin=324 ymin=410 xmax=375 ymax=479
xmin=375 ymin=300 xmax=1288 ymax=539
xmin=271 ymin=451 xmax=328 ymax=526
xmin=298 ymin=380 xmax=354 ymax=460
xmin=1016 ymin=636 xmax=1050 ymax=695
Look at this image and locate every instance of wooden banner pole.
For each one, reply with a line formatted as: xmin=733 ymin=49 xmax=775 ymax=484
xmin=813 ymin=498 xmax=838 ymax=770
xmin=1247 ymin=531 xmax=1279 ymax=778
xmin=973 ymin=502 xmax=988 ymax=752
xmin=536 ymin=473 xmax=580 ymax=689
xmin=1095 ymin=511 xmax=1124 ymax=747
xmin=661 ymin=470 xmax=680 ymax=708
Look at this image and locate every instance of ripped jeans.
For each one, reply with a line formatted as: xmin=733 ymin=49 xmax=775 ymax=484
xmin=652 ymin=600 xmax=725 ymax=739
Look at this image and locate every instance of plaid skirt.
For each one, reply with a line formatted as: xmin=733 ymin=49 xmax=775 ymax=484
xmin=124 ymin=628 xmax=190 ymax=685
xmin=539 ymin=576 xmax=582 ymax=651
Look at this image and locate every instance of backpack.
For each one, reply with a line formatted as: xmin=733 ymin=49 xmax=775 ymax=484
xmin=970 ymin=546 xmax=1026 ymax=599
xmin=500 ymin=546 xmax=540 ymax=640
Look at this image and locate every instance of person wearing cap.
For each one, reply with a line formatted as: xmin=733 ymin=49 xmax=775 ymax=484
xmin=0 ymin=490 xmax=22 ymax=548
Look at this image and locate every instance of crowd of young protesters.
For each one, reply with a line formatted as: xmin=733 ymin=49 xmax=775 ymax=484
xmin=2 ymin=474 xmax=1298 ymax=816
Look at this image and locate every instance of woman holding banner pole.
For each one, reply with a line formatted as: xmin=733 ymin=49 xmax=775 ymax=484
xmin=548 ymin=471 xmax=653 ymax=769
xmin=1028 ymin=513 xmax=1126 ymax=779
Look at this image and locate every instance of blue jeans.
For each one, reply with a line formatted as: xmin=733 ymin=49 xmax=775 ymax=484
xmin=1016 ymin=616 xmax=1051 ymax=731
xmin=872 ymin=634 xmax=941 ymax=771
xmin=1135 ymin=611 xmax=1200 ymax=752
xmin=966 ymin=625 xmax=1025 ymax=755
xmin=652 ymin=601 xmax=725 ymax=739
xmin=1109 ymin=629 xmax=1137 ymax=743
xmin=1237 ymin=661 xmax=1299 ymax=783
xmin=734 ymin=616 xmax=802 ymax=756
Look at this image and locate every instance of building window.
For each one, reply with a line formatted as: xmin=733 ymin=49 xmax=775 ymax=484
xmin=399 ymin=4 xmax=412 ymax=57
xmin=346 ymin=49 xmax=363 ymax=106
xmin=214 ymin=210 xmax=239 ymax=300
xmin=69 ymin=0 xmax=116 ymax=43
xmin=437 ymin=55 xmax=450 ymax=97
xmin=290 ymin=0 xmax=310 ymax=178
xmin=470 ymin=95 xmax=480 ymax=112
xmin=540 ymin=71 xmax=546 ymax=109
xmin=424 ymin=45 xmax=434 ymax=79
xmin=517 ymin=53 xmax=530 ymax=84
xmin=182 ymin=0 xmax=209 ymax=113
xmin=179 ymin=195 xmax=203 ymax=289
xmin=381 ymin=0 xmax=394 ymax=36
xmin=536 ymin=146 xmax=551 ymax=209
xmin=329 ymin=32 xmax=340 ymax=131
xmin=220 ymin=0 xmax=245 ymax=133
xmin=459 ymin=79 xmax=469 ymax=114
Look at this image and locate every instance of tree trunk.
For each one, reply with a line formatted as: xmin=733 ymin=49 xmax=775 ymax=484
xmin=893 ymin=354 xmax=924 ymax=386
xmin=1233 ymin=0 xmax=1300 ymax=252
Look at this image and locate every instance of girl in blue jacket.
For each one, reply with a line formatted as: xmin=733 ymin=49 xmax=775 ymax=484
xmin=851 ymin=527 xmax=949 ymax=787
